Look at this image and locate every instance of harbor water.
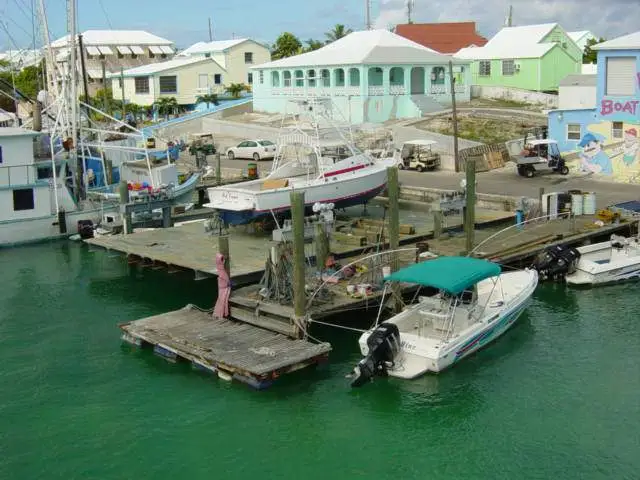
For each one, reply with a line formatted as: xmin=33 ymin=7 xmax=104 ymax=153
xmin=0 ymin=242 xmax=638 ymax=479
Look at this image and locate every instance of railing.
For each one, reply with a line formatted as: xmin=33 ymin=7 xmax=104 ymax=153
xmin=454 ymin=84 xmax=466 ymax=93
xmin=389 ymin=85 xmax=407 ymax=95
xmin=0 ymin=164 xmax=40 ymax=187
xmin=367 ymin=86 xmax=384 ymax=96
xmin=429 ymin=84 xmax=447 ymax=95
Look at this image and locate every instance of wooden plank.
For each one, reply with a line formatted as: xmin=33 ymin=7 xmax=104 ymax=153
xmin=229 ymin=307 xmax=296 ymax=338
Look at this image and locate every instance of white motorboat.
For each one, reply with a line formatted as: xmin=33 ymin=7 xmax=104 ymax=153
xmin=350 ymin=256 xmax=538 ymax=386
xmin=204 ymin=98 xmax=396 ymax=225
xmin=565 ymin=234 xmax=640 ymax=286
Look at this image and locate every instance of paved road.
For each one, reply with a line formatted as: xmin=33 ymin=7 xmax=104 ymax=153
xmin=204 ymin=154 xmax=637 ymax=208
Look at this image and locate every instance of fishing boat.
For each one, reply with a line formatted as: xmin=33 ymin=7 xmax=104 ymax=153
xmin=350 ymin=256 xmax=538 ymax=387
xmin=565 ymin=234 xmax=640 ymax=286
xmin=204 ymin=98 xmax=396 ymax=225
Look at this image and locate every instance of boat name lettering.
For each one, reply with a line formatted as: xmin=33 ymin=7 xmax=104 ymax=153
xmin=401 ymin=340 xmax=416 ymax=350
xmin=600 ymin=99 xmax=639 ymax=116
xmin=221 ymin=191 xmax=239 ymax=201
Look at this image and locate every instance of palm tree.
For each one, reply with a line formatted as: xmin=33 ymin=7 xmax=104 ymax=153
xmin=225 ymin=83 xmax=249 ymax=98
xmin=196 ymin=93 xmax=219 ymax=109
xmin=305 ymin=39 xmax=324 ymax=52
xmin=325 ymin=24 xmax=352 ymax=43
xmin=154 ymin=97 xmax=178 ymax=120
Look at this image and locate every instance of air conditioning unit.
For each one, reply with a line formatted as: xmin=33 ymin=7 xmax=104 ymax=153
xmin=514 ymin=64 xmax=521 ymax=73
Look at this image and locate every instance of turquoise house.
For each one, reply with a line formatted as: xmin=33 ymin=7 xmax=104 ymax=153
xmin=250 ymin=30 xmax=470 ymax=124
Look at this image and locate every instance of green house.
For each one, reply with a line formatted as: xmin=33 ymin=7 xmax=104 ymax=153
xmin=455 ymin=23 xmax=582 ymax=92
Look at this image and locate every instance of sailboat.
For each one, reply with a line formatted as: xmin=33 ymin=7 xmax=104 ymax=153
xmin=0 ymin=0 xmax=199 ymax=246
xmin=204 ymin=97 xmax=395 ymax=225
xmin=350 ymin=256 xmax=538 ymax=386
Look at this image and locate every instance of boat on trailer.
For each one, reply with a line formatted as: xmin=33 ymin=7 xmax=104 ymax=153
xmin=350 ymin=256 xmax=538 ymax=387
xmin=204 ymin=98 xmax=396 ymax=225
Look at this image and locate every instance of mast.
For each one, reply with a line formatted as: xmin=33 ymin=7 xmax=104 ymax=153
xmin=68 ymin=0 xmax=84 ymax=199
xmin=208 ymin=17 xmax=213 ymax=41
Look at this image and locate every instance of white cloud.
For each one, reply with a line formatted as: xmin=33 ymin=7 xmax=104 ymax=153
xmin=374 ymin=0 xmax=640 ymax=40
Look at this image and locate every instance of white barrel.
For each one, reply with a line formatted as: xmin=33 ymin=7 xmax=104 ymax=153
xmin=571 ymin=194 xmax=583 ymax=215
xmin=583 ymin=192 xmax=596 ymax=215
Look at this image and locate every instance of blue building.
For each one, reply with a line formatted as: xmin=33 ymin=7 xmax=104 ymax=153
xmin=548 ymin=31 xmax=640 ymax=182
xmin=250 ymin=30 xmax=471 ymax=124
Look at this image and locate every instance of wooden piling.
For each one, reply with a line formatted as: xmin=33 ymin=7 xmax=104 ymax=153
xmin=118 ymin=180 xmax=132 ymax=234
xmin=290 ymin=191 xmax=306 ymax=337
xmin=315 ymin=223 xmax=329 ymax=272
xmin=215 ymin=153 xmax=222 ymax=185
xmin=465 ymin=158 xmax=476 ymax=254
xmin=448 ymin=60 xmax=460 ymax=173
xmin=433 ymin=208 xmax=443 ymax=239
xmin=387 ymin=167 xmax=402 ymax=313
xmin=218 ymin=234 xmax=230 ymax=275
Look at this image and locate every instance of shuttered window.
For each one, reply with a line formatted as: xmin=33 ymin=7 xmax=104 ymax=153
xmin=479 ymin=61 xmax=491 ymax=76
xmin=159 ymin=76 xmax=177 ymax=94
xmin=567 ymin=124 xmax=581 ymax=141
xmin=605 ymin=57 xmax=636 ymax=96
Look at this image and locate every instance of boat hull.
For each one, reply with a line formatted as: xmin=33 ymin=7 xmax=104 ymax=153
xmin=566 ymin=237 xmax=640 ymax=286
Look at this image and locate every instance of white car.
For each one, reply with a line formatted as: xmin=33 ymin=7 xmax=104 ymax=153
xmin=226 ymin=139 xmax=276 ymax=161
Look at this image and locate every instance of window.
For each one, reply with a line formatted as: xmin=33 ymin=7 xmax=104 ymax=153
xmin=118 ymin=78 xmax=123 ymax=89
xmin=244 ymin=52 xmax=253 ymax=64
xmin=502 ymin=60 xmax=515 ymax=76
xmin=134 ymin=77 xmax=150 ymax=94
xmin=567 ymin=124 xmax=581 ymax=141
xmin=214 ymin=74 xmax=222 ymax=85
xmin=131 ymin=53 xmax=137 ymax=59
xmin=246 ymin=141 xmax=257 ymax=147
xmin=204 ymin=53 xmax=211 ymax=58
xmin=13 ymin=188 xmax=34 ymax=211
xmin=0 ymin=145 xmax=3 ymax=163
xmin=198 ymin=74 xmax=209 ymax=89
xmin=159 ymin=76 xmax=177 ymax=94
xmin=612 ymin=121 xmax=624 ymax=139
xmin=117 ymin=51 xmax=124 ymax=59
xmin=259 ymin=70 xmax=264 ymax=84
xmin=247 ymin=72 xmax=253 ymax=84
xmin=149 ymin=52 xmax=155 ymax=59
xmin=258 ymin=140 xmax=274 ymax=146
xmin=606 ymin=57 xmax=636 ymax=96
xmin=479 ymin=61 xmax=491 ymax=76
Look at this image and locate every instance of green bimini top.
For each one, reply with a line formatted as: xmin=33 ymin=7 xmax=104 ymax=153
xmin=384 ymin=256 xmax=501 ymax=294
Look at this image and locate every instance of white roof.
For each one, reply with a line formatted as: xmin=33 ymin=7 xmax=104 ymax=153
xmin=405 ymin=139 xmax=437 ymax=146
xmin=0 ymin=127 xmax=39 ymax=137
xmin=177 ymin=39 xmax=249 ymax=56
xmin=567 ymin=31 xmax=591 ymax=42
xmin=108 ymin=56 xmax=222 ymax=77
xmin=592 ymin=31 xmax=640 ymax=50
xmin=456 ymin=23 xmax=558 ymax=60
xmin=255 ymin=29 xmax=460 ymax=69
xmin=51 ymin=30 xmax=173 ymax=47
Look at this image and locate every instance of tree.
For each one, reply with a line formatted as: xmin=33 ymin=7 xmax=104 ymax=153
xmin=271 ymin=32 xmax=303 ymax=60
xmin=325 ymin=24 xmax=352 ymax=43
xmin=305 ymin=39 xmax=324 ymax=52
xmin=154 ymin=97 xmax=178 ymax=119
xmin=583 ymin=37 xmax=606 ymax=64
xmin=196 ymin=93 xmax=219 ymax=109
xmin=226 ymin=83 xmax=249 ymax=98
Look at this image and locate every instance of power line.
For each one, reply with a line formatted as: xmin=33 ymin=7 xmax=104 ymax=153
xmin=97 ymin=0 xmax=113 ymax=29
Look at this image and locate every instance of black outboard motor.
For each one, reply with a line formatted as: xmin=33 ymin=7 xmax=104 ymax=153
xmin=532 ymin=244 xmax=581 ymax=281
xmin=350 ymin=322 xmax=400 ymax=388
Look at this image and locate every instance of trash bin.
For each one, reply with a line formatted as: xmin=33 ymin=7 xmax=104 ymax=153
xmin=247 ymin=162 xmax=258 ymax=179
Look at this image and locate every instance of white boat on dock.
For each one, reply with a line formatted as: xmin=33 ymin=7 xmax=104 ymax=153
xmin=205 ymin=98 xmax=396 ymax=225
xmin=350 ymin=256 xmax=538 ymax=386
xmin=565 ymin=234 xmax=640 ymax=286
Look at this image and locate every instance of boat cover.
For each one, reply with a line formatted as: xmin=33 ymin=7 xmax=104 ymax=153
xmin=384 ymin=256 xmax=501 ymax=294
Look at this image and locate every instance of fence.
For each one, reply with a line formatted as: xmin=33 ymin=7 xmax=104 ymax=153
xmin=457 ymin=143 xmax=511 ymax=172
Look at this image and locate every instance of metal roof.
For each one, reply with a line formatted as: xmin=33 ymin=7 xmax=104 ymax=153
xmin=177 ymin=39 xmax=250 ymax=56
xmin=108 ymin=56 xmax=224 ymax=78
xmin=51 ymin=30 xmax=173 ymax=47
xmin=592 ymin=31 xmax=640 ymax=50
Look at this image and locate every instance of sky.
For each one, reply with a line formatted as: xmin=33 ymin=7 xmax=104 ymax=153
xmin=0 ymin=0 xmax=639 ymax=52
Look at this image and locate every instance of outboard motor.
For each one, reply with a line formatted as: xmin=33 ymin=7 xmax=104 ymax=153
xmin=532 ymin=244 xmax=581 ymax=281
xmin=350 ymin=322 xmax=400 ymax=388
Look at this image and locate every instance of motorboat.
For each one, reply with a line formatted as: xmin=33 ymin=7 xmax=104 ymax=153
xmin=565 ymin=234 xmax=640 ymax=286
xmin=204 ymin=98 xmax=396 ymax=225
xmin=350 ymin=256 xmax=538 ymax=386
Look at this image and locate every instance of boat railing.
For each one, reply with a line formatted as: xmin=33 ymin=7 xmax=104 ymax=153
xmin=0 ymin=164 xmax=40 ymax=187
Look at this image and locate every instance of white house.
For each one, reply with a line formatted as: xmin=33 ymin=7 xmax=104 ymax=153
xmin=567 ymin=31 xmax=597 ymax=53
xmin=51 ymin=30 xmax=175 ymax=95
xmin=0 ymin=49 xmax=43 ymax=70
xmin=251 ymin=29 xmax=470 ymax=124
xmin=176 ymin=38 xmax=271 ymax=88
xmin=109 ymin=56 xmax=227 ymax=106
xmin=557 ymin=74 xmax=596 ymax=110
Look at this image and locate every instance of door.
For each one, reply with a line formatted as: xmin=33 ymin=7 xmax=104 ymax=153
xmin=198 ymin=74 xmax=209 ymax=91
xmin=235 ymin=141 xmax=249 ymax=158
xmin=410 ymin=67 xmax=425 ymax=94
xmin=244 ymin=141 xmax=258 ymax=159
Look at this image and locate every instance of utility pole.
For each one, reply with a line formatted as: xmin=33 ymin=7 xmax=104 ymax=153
xmin=208 ymin=17 xmax=213 ymax=41
xmin=120 ymin=67 xmax=126 ymax=118
xmin=448 ymin=60 xmax=459 ymax=171
xmin=365 ymin=0 xmax=371 ymax=30
xmin=504 ymin=5 xmax=513 ymax=27
xmin=407 ymin=0 xmax=415 ymax=24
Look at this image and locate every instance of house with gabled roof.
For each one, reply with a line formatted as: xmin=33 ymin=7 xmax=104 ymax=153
xmin=395 ymin=22 xmax=487 ymax=54
xmin=455 ymin=23 xmax=582 ymax=92
xmin=567 ymin=31 xmax=597 ymax=53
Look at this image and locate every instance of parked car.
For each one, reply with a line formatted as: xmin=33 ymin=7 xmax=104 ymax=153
xmin=397 ymin=140 xmax=441 ymax=172
xmin=226 ymin=139 xmax=276 ymax=161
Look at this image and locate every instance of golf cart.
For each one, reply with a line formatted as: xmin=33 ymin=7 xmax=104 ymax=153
xmin=398 ymin=140 xmax=441 ymax=172
xmin=515 ymin=139 xmax=569 ymax=178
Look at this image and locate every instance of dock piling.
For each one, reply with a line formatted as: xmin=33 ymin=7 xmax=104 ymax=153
xmin=118 ymin=180 xmax=133 ymax=234
xmin=215 ymin=153 xmax=222 ymax=185
xmin=464 ymin=159 xmax=476 ymax=254
xmin=290 ymin=191 xmax=307 ymax=337
xmin=218 ymin=234 xmax=230 ymax=275
xmin=433 ymin=208 xmax=443 ymax=239
xmin=387 ymin=167 xmax=402 ymax=313
xmin=315 ymin=223 xmax=329 ymax=273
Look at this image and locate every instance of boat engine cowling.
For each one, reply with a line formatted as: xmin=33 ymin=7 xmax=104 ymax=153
xmin=350 ymin=322 xmax=400 ymax=388
xmin=532 ymin=244 xmax=581 ymax=281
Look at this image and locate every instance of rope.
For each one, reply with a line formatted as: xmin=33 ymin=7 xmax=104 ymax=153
xmin=307 ymin=318 xmax=367 ymax=333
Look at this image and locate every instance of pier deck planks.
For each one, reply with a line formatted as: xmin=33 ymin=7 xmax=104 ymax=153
xmin=121 ymin=305 xmax=331 ymax=382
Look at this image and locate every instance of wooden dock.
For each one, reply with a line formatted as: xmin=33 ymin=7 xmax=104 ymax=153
xmin=120 ymin=304 xmax=331 ymax=389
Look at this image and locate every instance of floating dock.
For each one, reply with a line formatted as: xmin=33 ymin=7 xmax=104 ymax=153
xmin=120 ymin=304 xmax=331 ymax=389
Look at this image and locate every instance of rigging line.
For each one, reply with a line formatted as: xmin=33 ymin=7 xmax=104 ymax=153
xmin=306 ymin=318 xmax=367 ymax=333
xmin=96 ymin=0 xmax=113 ymax=29
xmin=11 ymin=0 xmax=32 ymax=22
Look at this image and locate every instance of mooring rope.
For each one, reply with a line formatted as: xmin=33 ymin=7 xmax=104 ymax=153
xmin=307 ymin=318 xmax=367 ymax=333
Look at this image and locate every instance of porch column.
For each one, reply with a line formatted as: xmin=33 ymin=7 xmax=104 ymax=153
xmin=360 ymin=66 xmax=367 ymax=97
xmin=404 ymin=66 xmax=411 ymax=95
xmin=383 ymin=66 xmax=390 ymax=95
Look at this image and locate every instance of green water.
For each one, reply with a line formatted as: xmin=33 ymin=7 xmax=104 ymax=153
xmin=1 ymin=242 xmax=638 ymax=479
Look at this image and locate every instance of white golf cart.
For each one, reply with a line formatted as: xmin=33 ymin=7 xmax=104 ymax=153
xmin=397 ymin=140 xmax=441 ymax=172
xmin=515 ymin=139 xmax=569 ymax=178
